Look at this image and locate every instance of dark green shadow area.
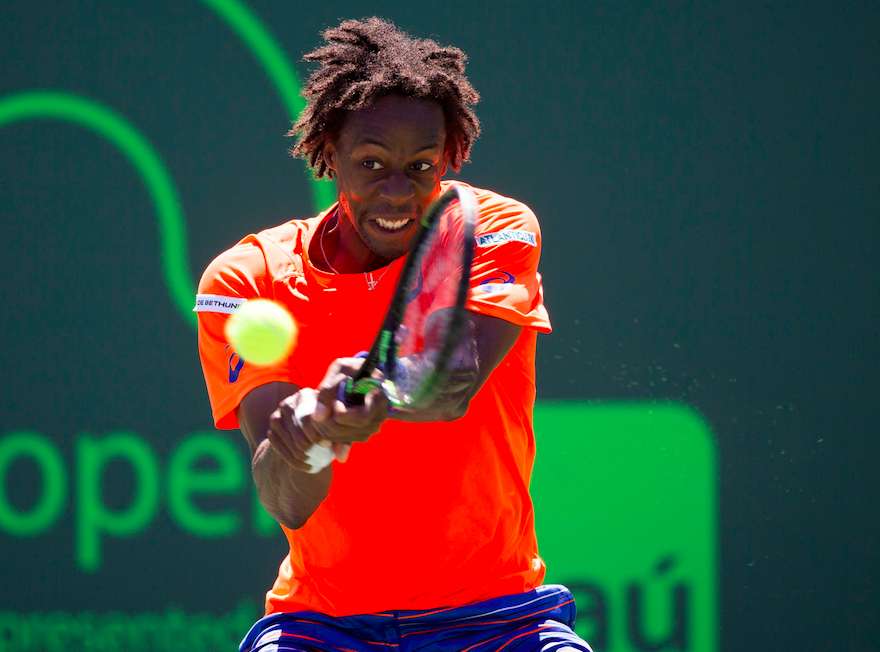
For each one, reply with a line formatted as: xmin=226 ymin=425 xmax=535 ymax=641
xmin=200 ymin=0 xmax=336 ymax=210
xmin=0 ymin=1 xmax=336 ymax=331
xmin=0 ymin=91 xmax=198 ymax=327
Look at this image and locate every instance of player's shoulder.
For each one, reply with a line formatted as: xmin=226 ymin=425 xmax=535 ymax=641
xmin=197 ymin=216 xmax=320 ymax=295
xmin=444 ymin=180 xmax=541 ymax=245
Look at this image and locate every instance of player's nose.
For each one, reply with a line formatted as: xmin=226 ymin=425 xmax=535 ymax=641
xmin=379 ymin=171 xmax=416 ymax=206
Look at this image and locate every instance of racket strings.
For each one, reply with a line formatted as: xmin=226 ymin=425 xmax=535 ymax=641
xmin=393 ymin=200 xmax=467 ymax=405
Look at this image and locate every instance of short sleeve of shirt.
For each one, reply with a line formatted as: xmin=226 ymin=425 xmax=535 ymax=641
xmin=465 ymin=190 xmax=552 ymax=333
xmin=195 ymin=238 xmax=294 ymax=430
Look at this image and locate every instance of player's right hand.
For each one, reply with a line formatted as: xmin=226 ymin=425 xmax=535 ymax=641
xmin=268 ymin=376 xmax=387 ymax=472
xmin=315 ymin=356 xmax=390 ymax=435
xmin=267 ymin=388 xmax=342 ymax=472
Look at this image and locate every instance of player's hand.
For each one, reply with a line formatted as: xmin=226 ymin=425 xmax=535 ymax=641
xmin=432 ymin=331 xmax=480 ymax=419
xmin=314 ymin=357 xmax=390 ymax=454
xmin=267 ymin=388 xmax=343 ymax=472
xmin=401 ymin=320 xmax=479 ymax=421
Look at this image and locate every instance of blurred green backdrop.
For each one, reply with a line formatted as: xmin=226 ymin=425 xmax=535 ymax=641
xmin=1 ymin=1 xmax=877 ymax=650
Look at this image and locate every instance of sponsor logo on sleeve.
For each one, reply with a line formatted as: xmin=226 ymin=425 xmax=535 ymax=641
xmin=474 ymin=229 xmax=537 ymax=248
xmin=226 ymin=346 xmax=244 ymax=383
xmin=478 ymin=271 xmax=516 ymax=293
xmin=193 ymin=294 xmax=246 ymax=314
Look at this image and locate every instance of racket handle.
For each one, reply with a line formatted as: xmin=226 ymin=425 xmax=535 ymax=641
xmin=340 ymin=377 xmax=402 ymax=419
xmin=338 ymin=350 xmax=371 ymax=406
xmin=340 ymin=378 xmax=365 ymax=406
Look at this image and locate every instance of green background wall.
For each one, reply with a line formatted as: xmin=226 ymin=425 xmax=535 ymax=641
xmin=1 ymin=2 xmax=877 ymax=650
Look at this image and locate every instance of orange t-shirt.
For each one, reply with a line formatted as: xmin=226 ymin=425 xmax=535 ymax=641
xmin=196 ymin=181 xmax=552 ymax=616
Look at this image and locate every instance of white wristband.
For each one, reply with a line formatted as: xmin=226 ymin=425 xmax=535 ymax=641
xmin=294 ymin=390 xmax=335 ymax=474
xmin=304 ymin=442 xmax=334 ymax=473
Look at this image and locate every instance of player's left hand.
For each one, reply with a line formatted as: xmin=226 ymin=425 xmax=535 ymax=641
xmin=392 ymin=326 xmax=479 ymax=422
xmin=312 ymin=357 xmax=390 ymax=457
xmin=429 ymin=331 xmax=480 ymax=418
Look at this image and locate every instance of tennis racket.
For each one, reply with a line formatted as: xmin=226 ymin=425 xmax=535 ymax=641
xmin=344 ymin=183 xmax=478 ymax=409
xmin=303 ymin=184 xmax=477 ymax=473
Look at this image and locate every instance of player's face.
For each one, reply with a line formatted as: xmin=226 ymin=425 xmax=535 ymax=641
xmin=325 ymin=94 xmax=448 ymax=263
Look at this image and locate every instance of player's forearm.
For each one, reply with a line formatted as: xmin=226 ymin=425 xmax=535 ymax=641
xmin=251 ymin=438 xmax=331 ymax=529
xmin=239 ymin=382 xmax=332 ymax=528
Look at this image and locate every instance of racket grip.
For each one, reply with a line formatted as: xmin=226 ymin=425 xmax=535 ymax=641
xmin=339 ymin=350 xmax=371 ymax=406
xmin=339 ymin=377 xmax=365 ymax=406
xmin=339 ymin=377 xmax=401 ymax=418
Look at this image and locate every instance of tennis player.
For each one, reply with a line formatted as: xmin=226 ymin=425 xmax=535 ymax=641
xmin=196 ymin=17 xmax=592 ymax=652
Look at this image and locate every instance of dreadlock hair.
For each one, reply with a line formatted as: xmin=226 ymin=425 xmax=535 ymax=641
xmin=289 ymin=17 xmax=481 ymax=179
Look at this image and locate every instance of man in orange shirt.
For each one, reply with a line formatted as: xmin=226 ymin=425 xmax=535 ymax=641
xmin=196 ymin=17 xmax=592 ymax=651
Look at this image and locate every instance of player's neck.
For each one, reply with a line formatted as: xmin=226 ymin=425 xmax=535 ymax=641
xmin=323 ymin=211 xmax=391 ymax=274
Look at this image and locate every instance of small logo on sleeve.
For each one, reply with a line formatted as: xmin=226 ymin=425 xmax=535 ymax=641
xmin=227 ymin=347 xmax=244 ymax=383
xmin=193 ymin=294 xmax=246 ymax=314
xmin=475 ymin=230 xmax=536 ymax=248
xmin=478 ymin=271 xmax=516 ymax=293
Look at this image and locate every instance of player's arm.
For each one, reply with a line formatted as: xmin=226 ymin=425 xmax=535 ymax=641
xmin=238 ymin=374 xmax=388 ymax=529
xmin=195 ymin=241 xmax=386 ymax=528
xmin=238 ymin=382 xmax=331 ymax=530
xmin=393 ymin=311 xmax=521 ymax=422
xmin=393 ymin=196 xmax=549 ymax=422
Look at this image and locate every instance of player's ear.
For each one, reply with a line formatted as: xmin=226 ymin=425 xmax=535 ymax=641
xmin=324 ymin=140 xmax=337 ymax=175
xmin=439 ymin=154 xmax=449 ymax=177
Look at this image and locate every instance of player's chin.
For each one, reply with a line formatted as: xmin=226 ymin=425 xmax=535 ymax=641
xmin=364 ymin=219 xmax=417 ymax=257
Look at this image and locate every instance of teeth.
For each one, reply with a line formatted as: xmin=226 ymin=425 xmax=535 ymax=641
xmin=376 ymin=218 xmax=410 ymax=231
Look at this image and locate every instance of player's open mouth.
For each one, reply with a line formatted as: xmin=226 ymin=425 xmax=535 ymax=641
xmin=371 ymin=217 xmax=414 ymax=234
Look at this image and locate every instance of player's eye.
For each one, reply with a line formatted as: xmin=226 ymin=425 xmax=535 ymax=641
xmin=411 ymin=161 xmax=434 ymax=172
xmin=362 ymin=159 xmax=384 ymax=170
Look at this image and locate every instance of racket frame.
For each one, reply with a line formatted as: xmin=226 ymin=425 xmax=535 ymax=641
xmin=345 ymin=185 xmax=477 ymax=409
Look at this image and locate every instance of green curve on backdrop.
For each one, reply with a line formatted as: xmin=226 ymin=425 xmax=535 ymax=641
xmin=0 ymin=91 xmax=199 ymax=328
xmin=201 ymin=0 xmax=336 ymax=210
xmin=1 ymin=1 xmax=336 ymax=329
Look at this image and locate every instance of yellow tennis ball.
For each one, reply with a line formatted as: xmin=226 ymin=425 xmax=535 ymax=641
xmin=224 ymin=299 xmax=297 ymax=366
